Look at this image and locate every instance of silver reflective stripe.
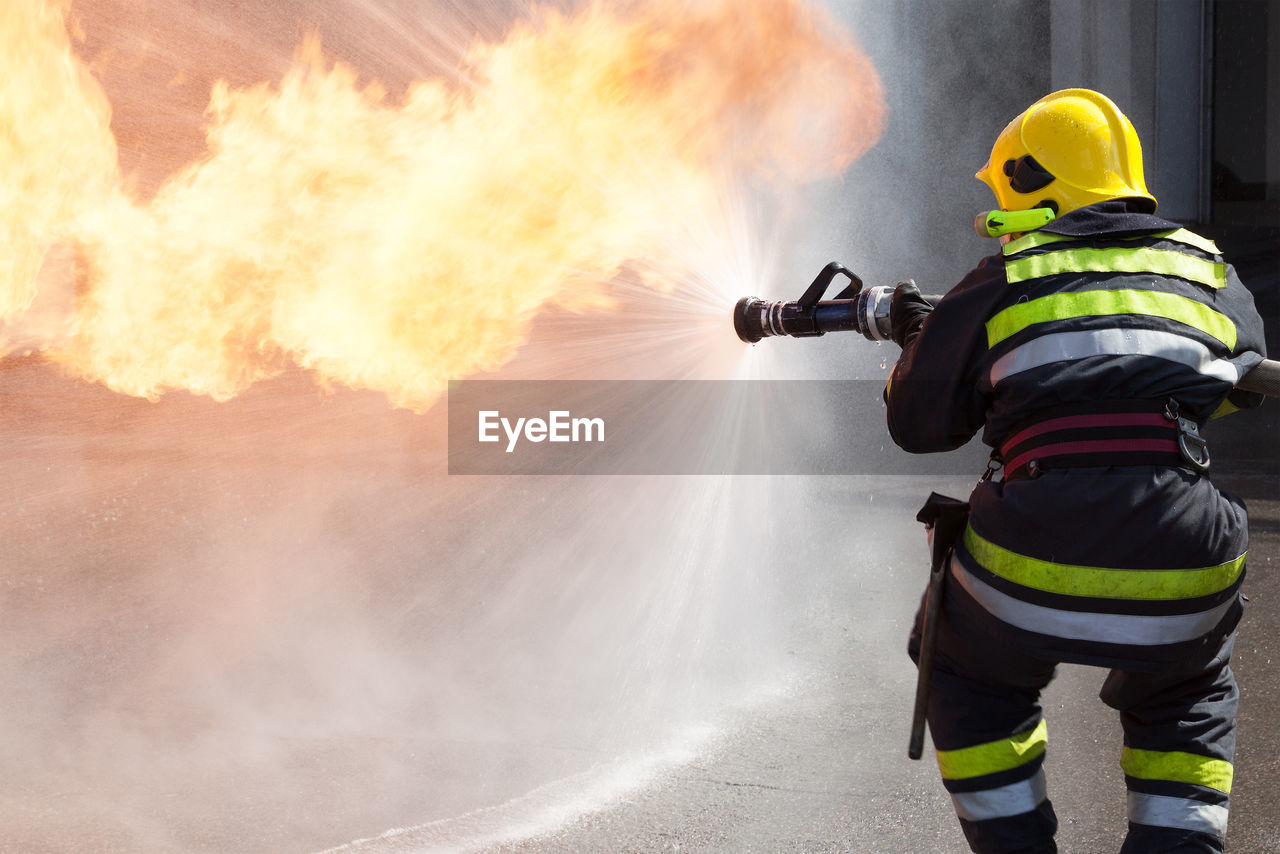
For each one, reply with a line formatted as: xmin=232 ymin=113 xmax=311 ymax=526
xmin=950 ymin=556 xmax=1237 ymax=645
xmin=951 ymin=768 xmax=1048 ymax=822
xmin=989 ymin=328 xmax=1241 ymax=387
xmin=1128 ymin=792 xmax=1229 ymax=836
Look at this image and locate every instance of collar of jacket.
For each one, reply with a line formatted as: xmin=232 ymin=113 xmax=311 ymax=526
xmin=1037 ymin=200 xmax=1181 ymax=241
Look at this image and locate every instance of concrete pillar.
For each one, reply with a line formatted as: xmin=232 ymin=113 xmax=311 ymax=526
xmin=1049 ymin=0 xmax=1208 ymax=222
xmin=1152 ymin=1 xmax=1210 ymax=221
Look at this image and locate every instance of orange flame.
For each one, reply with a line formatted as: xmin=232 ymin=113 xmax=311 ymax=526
xmin=0 ymin=1 xmax=117 ymax=316
xmin=1 ymin=0 xmax=885 ymax=410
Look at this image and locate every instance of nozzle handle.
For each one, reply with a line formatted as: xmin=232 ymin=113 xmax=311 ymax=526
xmin=798 ymin=262 xmax=861 ymax=308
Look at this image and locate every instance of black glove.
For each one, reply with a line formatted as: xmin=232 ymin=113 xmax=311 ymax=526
xmin=890 ymin=280 xmax=933 ymax=349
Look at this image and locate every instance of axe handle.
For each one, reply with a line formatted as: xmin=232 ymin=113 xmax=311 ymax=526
xmin=908 ymin=554 xmax=948 ymax=760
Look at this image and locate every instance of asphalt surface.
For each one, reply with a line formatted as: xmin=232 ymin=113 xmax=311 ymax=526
xmin=494 ymin=471 xmax=1280 ymax=854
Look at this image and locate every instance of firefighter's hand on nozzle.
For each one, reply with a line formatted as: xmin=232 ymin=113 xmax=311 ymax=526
xmin=891 ymin=280 xmax=933 ymax=349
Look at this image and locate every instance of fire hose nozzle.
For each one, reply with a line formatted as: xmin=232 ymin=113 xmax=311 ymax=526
xmin=856 ymin=285 xmax=895 ymax=342
xmin=732 ymin=262 xmax=897 ymax=344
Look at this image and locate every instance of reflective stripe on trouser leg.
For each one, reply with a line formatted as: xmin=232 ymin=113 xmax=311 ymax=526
xmin=930 ymin=695 xmax=1054 ymax=850
xmin=952 ymin=767 xmax=1048 ymax=821
xmin=1102 ymin=632 xmax=1237 ymax=854
xmin=1121 ymin=746 xmax=1232 ymax=852
xmin=937 ymin=720 xmax=1049 ymax=820
xmin=941 ymin=746 xmax=1055 ymax=853
xmin=936 ymin=719 xmax=1048 ymax=781
xmin=911 ymin=575 xmax=1059 ymax=853
xmin=1127 ymin=791 xmax=1229 ymax=836
xmin=1122 ymin=747 xmax=1233 ymax=794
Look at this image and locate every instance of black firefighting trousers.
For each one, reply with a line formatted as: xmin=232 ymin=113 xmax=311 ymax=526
xmin=909 ymin=572 xmax=1238 ymax=854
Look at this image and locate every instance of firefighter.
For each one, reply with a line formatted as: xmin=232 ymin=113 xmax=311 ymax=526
xmin=886 ymin=89 xmax=1268 ymax=854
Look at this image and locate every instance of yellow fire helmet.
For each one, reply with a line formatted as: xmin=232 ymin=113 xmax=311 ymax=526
xmin=975 ymin=88 xmax=1157 ymax=217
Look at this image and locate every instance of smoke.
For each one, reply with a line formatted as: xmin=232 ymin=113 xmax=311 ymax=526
xmin=0 ymin=367 xmax=815 ymax=850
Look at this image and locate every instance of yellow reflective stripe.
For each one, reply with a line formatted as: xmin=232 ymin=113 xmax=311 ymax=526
xmin=1121 ymin=748 xmax=1233 ymax=794
xmin=936 ymin=719 xmax=1047 ymax=780
xmin=1002 ymin=228 xmax=1221 ymax=257
xmin=963 ymin=528 xmax=1246 ymax=601
xmin=1002 ymin=231 xmax=1074 ymax=255
xmin=1162 ymin=228 xmax=1222 ymax=255
xmin=985 ymin=289 xmax=1237 ymax=350
xmin=1005 ymin=247 xmax=1226 ymax=289
xmin=1209 ymin=398 xmax=1240 ymax=420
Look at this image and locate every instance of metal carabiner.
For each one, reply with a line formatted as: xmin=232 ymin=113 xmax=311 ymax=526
xmin=980 ymin=453 xmax=1004 ymax=484
xmin=1164 ymin=399 xmax=1210 ymax=472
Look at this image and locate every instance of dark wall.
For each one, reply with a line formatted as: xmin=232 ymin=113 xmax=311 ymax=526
xmin=1210 ymin=0 xmax=1280 ymax=351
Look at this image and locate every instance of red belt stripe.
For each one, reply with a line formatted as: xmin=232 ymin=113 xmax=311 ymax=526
xmin=1003 ymin=438 xmax=1182 ymax=475
xmin=1001 ymin=412 xmax=1171 ymax=453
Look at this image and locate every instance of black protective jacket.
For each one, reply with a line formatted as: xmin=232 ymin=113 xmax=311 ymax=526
xmin=887 ymin=202 xmax=1267 ymax=669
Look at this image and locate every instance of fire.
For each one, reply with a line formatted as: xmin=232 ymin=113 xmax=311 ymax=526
xmin=0 ymin=1 xmax=117 ymax=318
xmin=1 ymin=0 xmax=885 ymax=410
